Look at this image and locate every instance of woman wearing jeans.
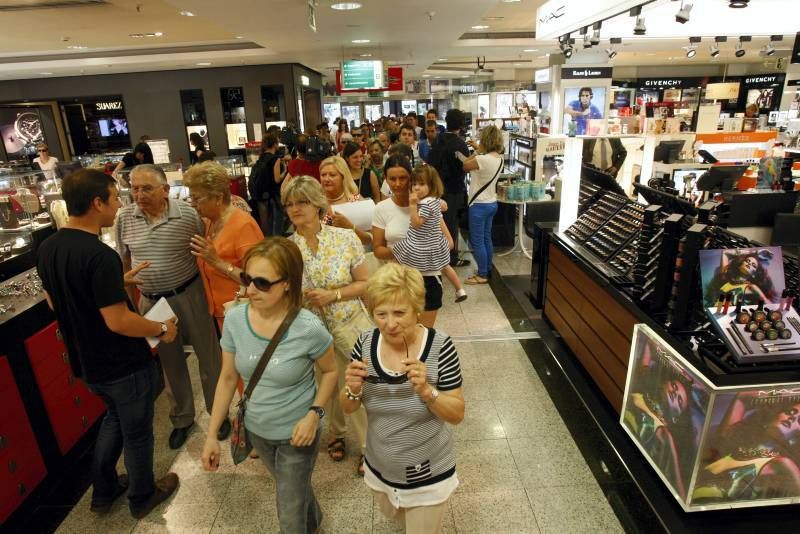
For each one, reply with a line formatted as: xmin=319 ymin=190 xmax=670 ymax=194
xmin=201 ymin=237 xmax=338 ymax=533
xmin=462 ymin=125 xmax=504 ymax=285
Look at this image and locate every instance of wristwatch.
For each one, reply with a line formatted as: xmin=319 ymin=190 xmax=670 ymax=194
xmin=309 ymin=406 xmax=325 ymax=419
xmin=425 ymin=387 xmax=440 ymax=404
xmin=156 ymin=322 xmax=168 ymax=337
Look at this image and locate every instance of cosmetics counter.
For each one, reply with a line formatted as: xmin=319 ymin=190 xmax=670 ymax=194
xmin=542 ymin=181 xmax=800 ymax=511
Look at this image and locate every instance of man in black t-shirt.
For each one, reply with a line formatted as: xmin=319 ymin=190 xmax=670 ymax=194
xmin=37 ymin=169 xmax=180 ymax=519
xmin=428 ymin=108 xmax=471 ymax=267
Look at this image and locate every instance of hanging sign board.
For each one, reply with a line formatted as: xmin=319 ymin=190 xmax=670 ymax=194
xmin=561 ymin=67 xmax=612 ymax=79
xmin=705 ymin=82 xmax=740 ymax=100
xmin=535 ymin=68 xmax=551 ymax=84
xmin=637 ymin=78 xmax=704 ymax=90
xmin=335 ymin=66 xmax=403 ymax=94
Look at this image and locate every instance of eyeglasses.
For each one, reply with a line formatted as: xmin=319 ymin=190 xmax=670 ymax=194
xmin=38 ymin=149 xmax=48 ymax=153
xmin=365 ymin=336 xmax=410 ymax=384
xmin=131 ymin=185 xmax=159 ymax=195
xmin=239 ymin=272 xmax=286 ymax=292
xmin=283 ymin=199 xmax=311 ymax=210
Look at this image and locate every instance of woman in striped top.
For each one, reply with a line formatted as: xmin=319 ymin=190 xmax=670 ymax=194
xmin=340 ymin=263 xmax=465 ymax=534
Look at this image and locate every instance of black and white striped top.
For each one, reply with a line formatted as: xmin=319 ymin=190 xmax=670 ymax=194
xmin=352 ymin=327 xmax=463 ymax=489
xmin=116 ymin=199 xmax=204 ymax=294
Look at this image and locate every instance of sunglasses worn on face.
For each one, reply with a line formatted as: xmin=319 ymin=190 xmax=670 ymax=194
xmin=240 ymin=272 xmax=286 ymax=292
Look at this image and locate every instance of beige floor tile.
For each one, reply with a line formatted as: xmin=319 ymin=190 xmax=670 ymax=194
xmin=56 ymin=496 xmax=138 ymax=534
xmin=132 ymin=503 xmax=219 ymax=534
xmin=460 ymin=368 xmax=493 ymax=402
xmin=494 ymin=395 xmax=570 ymax=440
xmin=452 ymin=399 xmax=506 ymax=442
xmin=210 ymin=500 xmax=279 ymax=534
xmin=507 ymin=437 xmax=597 ymax=490
xmin=454 ymin=439 xmax=522 ymax=494
xmin=526 ymin=484 xmax=624 ymax=534
xmin=316 ymin=496 xmax=372 ymax=534
xmin=451 ymin=489 xmax=540 ymax=533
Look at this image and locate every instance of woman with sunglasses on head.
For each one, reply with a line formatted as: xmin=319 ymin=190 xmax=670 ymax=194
xmin=342 ymin=142 xmax=381 ymax=201
xmin=341 ymin=263 xmax=464 ymax=534
xmin=184 ymin=161 xmax=264 ymax=331
xmin=283 ymin=175 xmax=372 ymax=473
xmin=317 ymin=155 xmax=372 ymax=246
xmin=202 ymin=237 xmax=337 ymax=534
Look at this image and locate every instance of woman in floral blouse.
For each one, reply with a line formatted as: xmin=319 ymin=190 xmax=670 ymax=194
xmin=283 ymin=175 xmax=373 ymax=475
xmin=318 ymin=155 xmax=372 ymax=247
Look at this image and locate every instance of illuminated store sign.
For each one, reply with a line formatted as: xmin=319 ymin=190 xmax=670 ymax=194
xmin=562 ymin=67 xmax=612 ymax=79
xmin=95 ymin=101 xmax=123 ymax=111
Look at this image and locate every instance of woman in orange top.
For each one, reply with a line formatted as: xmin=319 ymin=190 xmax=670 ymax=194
xmin=184 ymin=161 xmax=264 ymax=330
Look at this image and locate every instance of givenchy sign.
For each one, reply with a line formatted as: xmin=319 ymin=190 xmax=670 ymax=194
xmin=744 ymin=76 xmax=778 ymax=85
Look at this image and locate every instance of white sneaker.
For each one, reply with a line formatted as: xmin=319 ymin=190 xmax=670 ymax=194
xmin=455 ymin=288 xmax=468 ymax=303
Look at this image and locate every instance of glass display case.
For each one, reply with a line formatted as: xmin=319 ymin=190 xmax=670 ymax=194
xmin=622 ymin=323 xmax=800 ymax=511
xmin=0 ymin=168 xmax=52 ymax=267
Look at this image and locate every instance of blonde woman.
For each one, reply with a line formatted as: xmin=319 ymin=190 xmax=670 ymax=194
xmin=318 ymin=155 xmax=372 ymax=245
xmin=184 ymin=161 xmax=264 ymax=329
xmin=283 ymin=176 xmax=372 ymax=473
xmin=342 ymin=263 xmax=465 ymax=533
xmin=462 ymin=125 xmax=505 ymax=284
xmin=202 ymin=237 xmax=337 ymax=533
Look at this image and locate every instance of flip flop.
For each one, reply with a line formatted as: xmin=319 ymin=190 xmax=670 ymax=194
xmin=327 ymin=438 xmax=346 ymax=462
xmin=357 ymin=455 xmax=365 ymax=477
xmin=465 ymin=275 xmax=488 ymax=285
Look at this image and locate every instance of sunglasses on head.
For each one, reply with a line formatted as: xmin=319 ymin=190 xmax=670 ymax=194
xmin=239 ymin=272 xmax=286 ymax=292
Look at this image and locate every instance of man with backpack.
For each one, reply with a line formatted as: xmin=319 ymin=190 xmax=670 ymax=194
xmin=249 ymin=133 xmax=288 ymax=236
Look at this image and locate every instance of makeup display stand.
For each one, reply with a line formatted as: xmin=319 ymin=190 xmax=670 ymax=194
xmin=708 ymin=304 xmax=800 ymax=364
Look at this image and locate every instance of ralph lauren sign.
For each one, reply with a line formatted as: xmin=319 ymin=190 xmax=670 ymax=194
xmin=562 ymin=67 xmax=612 ymax=79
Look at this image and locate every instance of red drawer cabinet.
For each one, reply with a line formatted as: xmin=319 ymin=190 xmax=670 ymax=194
xmin=23 ymin=321 xmax=106 ymax=456
xmin=0 ymin=357 xmax=47 ymax=525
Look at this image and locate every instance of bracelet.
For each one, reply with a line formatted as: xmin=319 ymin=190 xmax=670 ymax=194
xmin=226 ymin=263 xmax=235 ymax=276
xmin=336 ymin=289 xmax=342 ymax=302
xmin=345 ymin=385 xmax=362 ymax=401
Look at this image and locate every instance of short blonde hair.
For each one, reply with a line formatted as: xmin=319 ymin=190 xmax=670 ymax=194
xmin=479 ymin=125 xmax=505 ymax=154
xmin=183 ymin=161 xmax=231 ymax=203
xmin=242 ymin=237 xmax=303 ymax=309
xmin=281 ymin=175 xmax=327 ymax=218
xmin=365 ymin=263 xmax=425 ymax=316
xmin=319 ymin=155 xmax=358 ymax=196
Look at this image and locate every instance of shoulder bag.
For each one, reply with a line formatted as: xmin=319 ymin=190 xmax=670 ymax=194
xmin=230 ymin=306 xmax=300 ymax=464
xmin=468 ymin=158 xmax=504 ymax=207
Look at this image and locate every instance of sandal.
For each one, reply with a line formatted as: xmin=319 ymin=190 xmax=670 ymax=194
xmin=357 ymin=455 xmax=365 ymax=477
xmin=327 ymin=438 xmax=346 ymax=462
xmin=465 ymin=275 xmax=488 ymax=285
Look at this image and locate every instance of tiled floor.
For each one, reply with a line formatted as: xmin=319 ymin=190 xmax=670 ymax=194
xmin=54 ymin=243 xmax=624 ymax=534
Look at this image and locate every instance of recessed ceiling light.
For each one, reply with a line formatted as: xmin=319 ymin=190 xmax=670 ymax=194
xmin=514 ymin=63 xmax=522 ymax=66
xmin=359 ymin=53 xmax=372 ymax=57
xmin=331 ymin=2 xmax=362 ymax=10
xmin=523 ymin=49 xmax=538 ymax=52
xmin=423 ymin=74 xmax=431 ymax=77
xmin=154 ymin=32 xmax=163 ymax=37
xmin=39 ymin=72 xmax=53 ymax=75
xmin=351 ymin=39 xmax=370 ymax=44
xmin=471 ymin=25 xmax=489 ymax=30
xmin=179 ymin=10 xmax=194 ymax=16
xmin=461 ymin=75 xmax=469 ymax=78
xmin=196 ymin=62 xmax=211 ymax=66
xmin=67 ymin=45 xmax=87 ymax=49
xmin=501 ymin=0 xmax=521 ymax=3
xmin=235 ymin=35 xmax=243 ymax=39
xmin=434 ymin=76 xmax=441 ymax=79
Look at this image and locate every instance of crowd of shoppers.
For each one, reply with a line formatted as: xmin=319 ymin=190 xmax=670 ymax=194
xmin=38 ymin=107 xmax=513 ymax=533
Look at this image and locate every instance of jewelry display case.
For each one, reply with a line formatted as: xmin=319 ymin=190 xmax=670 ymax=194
xmin=0 ymin=169 xmax=54 ymax=277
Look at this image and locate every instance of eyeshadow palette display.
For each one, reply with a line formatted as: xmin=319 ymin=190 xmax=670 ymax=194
xmin=583 ymin=201 xmax=645 ymax=261
xmin=578 ymin=182 xmax=603 ymax=213
xmin=708 ymin=302 xmax=800 ymax=364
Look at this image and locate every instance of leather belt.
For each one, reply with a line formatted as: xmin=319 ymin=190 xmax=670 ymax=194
xmin=141 ymin=273 xmax=199 ymax=301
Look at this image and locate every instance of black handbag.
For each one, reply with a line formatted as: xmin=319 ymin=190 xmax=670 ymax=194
xmin=230 ymin=307 xmax=300 ymax=464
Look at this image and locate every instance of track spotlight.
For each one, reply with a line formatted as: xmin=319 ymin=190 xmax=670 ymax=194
xmin=686 ymin=36 xmax=701 ymax=58
xmin=629 ymin=6 xmax=641 ymax=17
xmin=686 ymin=48 xmax=697 ymax=59
xmin=606 ymin=48 xmax=617 ymax=60
xmin=762 ymin=43 xmax=775 ymax=56
xmin=675 ymin=2 xmax=692 ymax=24
xmin=591 ymin=30 xmax=601 ymax=46
xmin=563 ymin=46 xmax=573 ymax=58
xmin=729 ymin=0 xmax=749 ymax=7
xmin=583 ymin=33 xmax=592 ymax=49
xmin=633 ymin=16 xmax=646 ymax=36
xmin=735 ymin=42 xmax=745 ymax=57
xmin=710 ymin=45 xmax=720 ymax=58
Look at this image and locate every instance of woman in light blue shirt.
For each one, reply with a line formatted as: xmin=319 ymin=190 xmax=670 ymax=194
xmin=201 ymin=236 xmax=337 ymax=534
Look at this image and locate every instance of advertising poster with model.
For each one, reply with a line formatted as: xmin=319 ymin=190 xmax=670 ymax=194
xmin=621 ymin=324 xmax=713 ymax=501
xmin=692 ymin=387 xmax=800 ymax=507
xmin=564 ymin=86 xmax=605 ymax=135
xmin=699 ymin=247 xmax=784 ymax=308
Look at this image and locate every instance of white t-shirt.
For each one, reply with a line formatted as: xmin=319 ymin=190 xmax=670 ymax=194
xmin=469 ymin=153 xmax=503 ymax=204
xmin=372 ymin=197 xmax=410 ymax=249
xmin=34 ymin=156 xmax=59 ymax=180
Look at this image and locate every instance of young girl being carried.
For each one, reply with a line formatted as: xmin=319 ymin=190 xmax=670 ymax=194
xmin=392 ymin=165 xmax=468 ymax=303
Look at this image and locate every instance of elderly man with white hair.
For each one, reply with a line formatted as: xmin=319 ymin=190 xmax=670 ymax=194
xmin=116 ymin=164 xmax=231 ymax=449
